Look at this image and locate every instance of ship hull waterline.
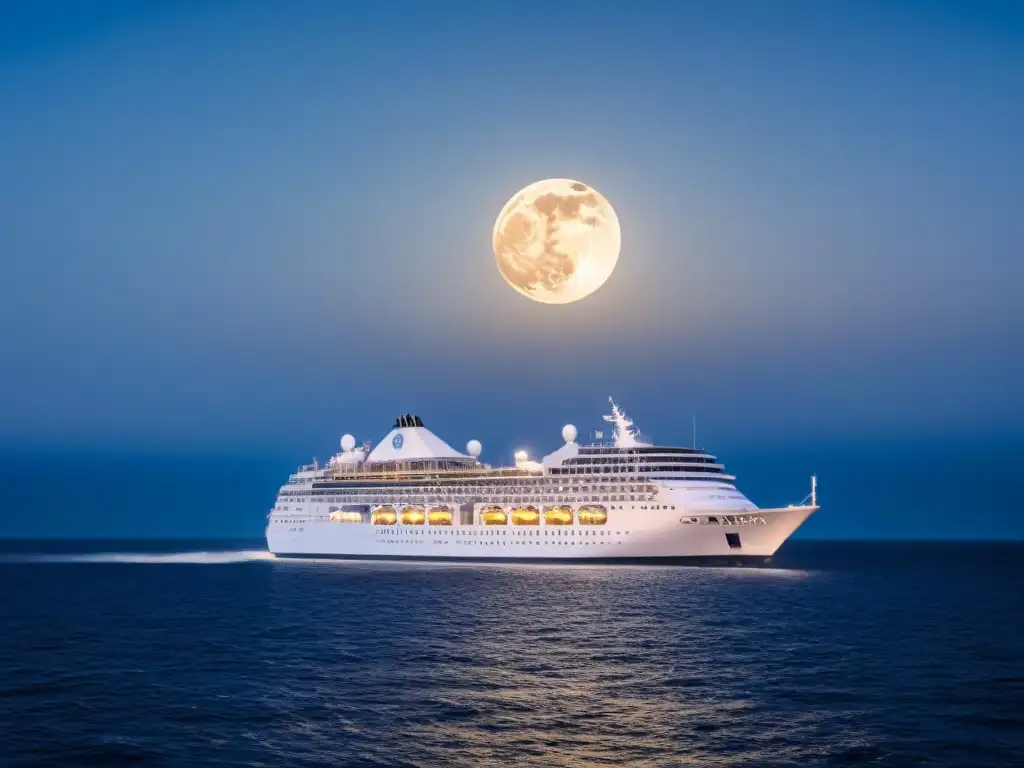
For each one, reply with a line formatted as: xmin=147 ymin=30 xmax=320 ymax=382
xmin=267 ymin=505 xmax=817 ymax=566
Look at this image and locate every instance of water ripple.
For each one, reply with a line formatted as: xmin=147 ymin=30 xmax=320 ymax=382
xmin=1 ymin=543 xmax=1022 ymax=767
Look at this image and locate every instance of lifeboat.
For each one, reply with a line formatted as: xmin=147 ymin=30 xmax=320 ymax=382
xmin=371 ymin=506 xmax=398 ymax=525
xmin=401 ymin=507 xmax=426 ymax=525
xmin=329 ymin=510 xmax=362 ymax=524
xmin=480 ymin=506 xmax=507 ymax=525
xmin=578 ymin=505 xmax=608 ymax=525
xmin=544 ymin=506 xmax=573 ymax=525
xmin=428 ymin=506 xmax=453 ymax=526
xmin=511 ymin=505 xmax=540 ymax=525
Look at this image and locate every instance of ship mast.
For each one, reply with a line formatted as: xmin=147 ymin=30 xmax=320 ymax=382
xmin=604 ymin=397 xmax=641 ymax=448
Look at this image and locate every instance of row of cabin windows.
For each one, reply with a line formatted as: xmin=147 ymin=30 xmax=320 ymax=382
xmin=307 ymin=484 xmax=655 ymax=494
xmin=578 ymin=447 xmax=706 ymax=455
xmin=371 ymin=538 xmax=627 ymax=547
xmin=281 ymin=499 xmax=682 ymax=512
xmin=285 ymin=494 xmax=703 ymax=506
xmin=292 ymin=482 xmax=653 ymax=497
xmin=281 ymin=482 xmax=732 ymax=503
xmin=566 ymin=455 xmax=717 ymax=465
xmin=374 ymin=528 xmax=631 ymax=537
xmin=304 ymin=478 xmax=644 ymax=490
xmin=302 ymin=471 xmax=722 ymax=490
xmin=551 ymin=466 xmax=723 ymax=475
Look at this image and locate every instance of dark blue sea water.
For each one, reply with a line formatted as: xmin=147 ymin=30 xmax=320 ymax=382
xmin=1 ymin=540 xmax=1022 ymax=767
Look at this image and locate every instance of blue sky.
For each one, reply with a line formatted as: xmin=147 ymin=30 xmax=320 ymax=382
xmin=1 ymin=0 xmax=1021 ymax=459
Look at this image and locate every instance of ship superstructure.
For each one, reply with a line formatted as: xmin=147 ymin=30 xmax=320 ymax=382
xmin=266 ymin=400 xmax=818 ymax=565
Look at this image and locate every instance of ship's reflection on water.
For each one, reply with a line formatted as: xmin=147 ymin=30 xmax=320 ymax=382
xmin=257 ymin=560 xmax=884 ymax=767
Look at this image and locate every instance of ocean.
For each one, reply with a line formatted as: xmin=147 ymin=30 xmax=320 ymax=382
xmin=1 ymin=540 xmax=1021 ymax=767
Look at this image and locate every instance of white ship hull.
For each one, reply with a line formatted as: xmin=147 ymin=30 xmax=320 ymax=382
xmin=267 ymin=503 xmax=817 ymax=565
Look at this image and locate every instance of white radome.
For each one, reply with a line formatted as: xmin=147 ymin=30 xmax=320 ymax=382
xmin=341 ymin=434 xmax=356 ymax=452
xmin=492 ymin=178 xmax=621 ymax=304
xmin=466 ymin=440 xmax=482 ymax=457
xmin=562 ymin=424 xmax=578 ymax=443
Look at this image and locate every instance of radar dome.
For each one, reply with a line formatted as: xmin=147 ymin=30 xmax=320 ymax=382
xmin=562 ymin=424 xmax=578 ymax=443
xmin=466 ymin=440 xmax=482 ymax=457
xmin=340 ymin=434 xmax=356 ymax=452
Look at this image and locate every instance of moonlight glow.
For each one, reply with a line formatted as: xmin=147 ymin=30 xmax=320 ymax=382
xmin=492 ymin=179 xmax=621 ymax=304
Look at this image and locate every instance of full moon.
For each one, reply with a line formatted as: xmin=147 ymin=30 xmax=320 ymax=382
xmin=492 ymin=178 xmax=621 ymax=304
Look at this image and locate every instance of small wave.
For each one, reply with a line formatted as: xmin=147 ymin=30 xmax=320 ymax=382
xmin=0 ymin=550 xmax=275 ymax=564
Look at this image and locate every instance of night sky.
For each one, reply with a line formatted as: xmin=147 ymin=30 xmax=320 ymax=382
xmin=1 ymin=1 xmax=1021 ymax=538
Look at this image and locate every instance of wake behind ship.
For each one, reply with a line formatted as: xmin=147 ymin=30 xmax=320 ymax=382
xmin=266 ymin=400 xmax=818 ymax=565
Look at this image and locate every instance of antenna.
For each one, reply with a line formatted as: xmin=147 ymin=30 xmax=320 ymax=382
xmin=811 ymin=475 xmax=817 ymax=507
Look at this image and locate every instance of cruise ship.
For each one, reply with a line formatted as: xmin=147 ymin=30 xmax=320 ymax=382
xmin=266 ymin=400 xmax=818 ymax=565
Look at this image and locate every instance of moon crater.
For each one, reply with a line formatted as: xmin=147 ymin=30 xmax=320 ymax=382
xmin=492 ymin=178 xmax=621 ymax=304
